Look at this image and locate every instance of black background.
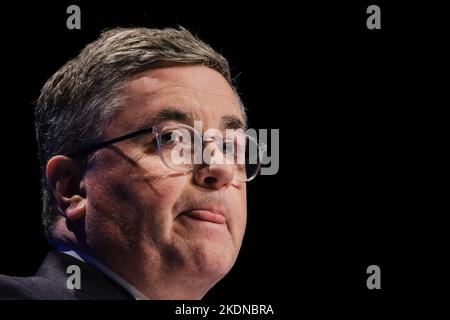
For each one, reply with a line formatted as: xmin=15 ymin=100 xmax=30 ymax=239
xmin=0 ymin=0 xmax=446 ymax=317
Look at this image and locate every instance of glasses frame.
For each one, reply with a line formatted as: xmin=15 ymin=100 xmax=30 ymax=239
xmin=68 ymin=123 xmax=266 ymax=182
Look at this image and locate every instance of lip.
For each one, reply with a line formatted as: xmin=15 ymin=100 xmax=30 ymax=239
xmin=182 ymin=208 xmax=227 ymax=224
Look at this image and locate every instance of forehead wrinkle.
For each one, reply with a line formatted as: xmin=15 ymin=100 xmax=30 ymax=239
xmin=120 ymin=79 xmax=244 ymax=133
xmin=128 ymin=76 xmax=235 ymax=101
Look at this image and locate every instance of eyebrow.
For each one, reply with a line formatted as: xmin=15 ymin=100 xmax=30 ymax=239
xmin=133 ymin=107 xmax=246 ymax=131
xmin=220 ymin=114 xmax=246 ymax=130
xmin=134 ymin=107 xmax=194 ymax=130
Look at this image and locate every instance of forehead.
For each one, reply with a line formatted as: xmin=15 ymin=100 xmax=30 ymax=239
xmin=108 ymin=65 xmax=244 ymax=135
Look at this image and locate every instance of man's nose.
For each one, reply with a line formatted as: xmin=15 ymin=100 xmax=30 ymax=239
xmin=193 ymin=163 xmax=235 ymax=189
xmin=193 ymin=141 xmax=234 ymax=189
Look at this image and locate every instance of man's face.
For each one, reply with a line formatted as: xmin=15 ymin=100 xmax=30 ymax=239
xmin=82 ymin=65 xmax=247 ymax=293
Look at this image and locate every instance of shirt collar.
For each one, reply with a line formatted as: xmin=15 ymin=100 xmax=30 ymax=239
xmin=57 ymin=246 xmax=149 ymax=300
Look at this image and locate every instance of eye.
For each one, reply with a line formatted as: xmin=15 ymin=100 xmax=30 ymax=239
xmin=223 ymin=140 xmax=235 ymax=155
xmin=160 ymin=129 xmax=187 ymax=146
xmin=161 ymin=131 xmax=178 ymax=145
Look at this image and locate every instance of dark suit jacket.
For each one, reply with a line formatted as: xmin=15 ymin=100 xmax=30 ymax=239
xmin=0 ymin=251 xmax=134 ymax=300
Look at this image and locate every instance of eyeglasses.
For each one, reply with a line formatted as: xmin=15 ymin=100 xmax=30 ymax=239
xmin=68 ymin=123 xmax=266 ymax=182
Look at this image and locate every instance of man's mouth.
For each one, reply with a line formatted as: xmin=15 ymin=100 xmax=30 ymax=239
xmin=182 ymin=209 xmax=227 ymax=224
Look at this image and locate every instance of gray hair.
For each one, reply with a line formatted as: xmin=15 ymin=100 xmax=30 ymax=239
xmin=35 ymin=27 xmax=242 ymax=240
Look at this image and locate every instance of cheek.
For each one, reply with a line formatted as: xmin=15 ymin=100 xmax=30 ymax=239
xmin=229 ymin=188 xmax=247 ymax=241
xmin=84 ymin=154 xmax=187 ymax=245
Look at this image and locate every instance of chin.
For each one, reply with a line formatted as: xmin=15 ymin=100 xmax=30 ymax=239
xmin=190 ymin=242 xmax=238 ymax=282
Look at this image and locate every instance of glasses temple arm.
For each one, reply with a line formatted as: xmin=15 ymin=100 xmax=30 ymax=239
xmin=67 ymin=127 xmax=154 ymax=158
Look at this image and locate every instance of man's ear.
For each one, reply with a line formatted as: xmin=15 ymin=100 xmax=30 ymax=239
xmin=46 ymin=155 xmax=87 ymax=221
